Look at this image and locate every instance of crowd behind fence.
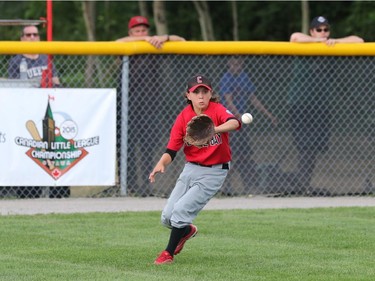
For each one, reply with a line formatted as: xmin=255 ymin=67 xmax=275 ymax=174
xmin=0 ymin=42 xmax=374 ymax=198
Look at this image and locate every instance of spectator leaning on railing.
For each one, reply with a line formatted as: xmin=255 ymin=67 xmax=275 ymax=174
xmin=290 ymin=16 xmax=364 ymax=44
xmin=115 ymin=16 xmax=185 ymax=197
xmin=116 ymin=15 xmax=185 ymax=48
xmin=8 ymin=25 xmax=61 ymax=87
xmin=288 ymin=16 xmax=364 ymax=196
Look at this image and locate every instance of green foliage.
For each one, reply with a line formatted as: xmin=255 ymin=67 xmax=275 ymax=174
xmin=347 ymin=1 xmax=375 ymax=42
xmin=91 ymin=1 xmax=140 ymax=41
xmin=167 ymin=1 xmax=199 ymax=40
xmin=0 ymin=207 xmax=374 ymax=281
xmin=52 ymin=1 xmax=85 ymax=41
xmin=0 ymin=1 xmax=374 ymax=42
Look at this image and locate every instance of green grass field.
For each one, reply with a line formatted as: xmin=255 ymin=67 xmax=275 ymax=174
xmin=1 ymin=207 xmax=374 ymax=281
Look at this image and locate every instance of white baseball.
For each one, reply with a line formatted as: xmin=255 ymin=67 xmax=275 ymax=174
xmin=241 ymin=113 xmax=253 ymax=124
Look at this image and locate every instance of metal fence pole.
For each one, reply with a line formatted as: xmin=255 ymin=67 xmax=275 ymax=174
xmin=120 ymin=56 xmax=129 ymax=196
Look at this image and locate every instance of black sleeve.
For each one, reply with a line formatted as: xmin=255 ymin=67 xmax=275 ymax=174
xmin=165 ymin=149 xmax=177 ymax=161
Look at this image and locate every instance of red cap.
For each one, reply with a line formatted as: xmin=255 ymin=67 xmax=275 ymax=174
xmin=128 ymin=16 xmax=150 ymax=29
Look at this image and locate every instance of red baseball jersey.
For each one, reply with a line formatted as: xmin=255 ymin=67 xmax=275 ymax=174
xmin=167 ymin=102 xmax=241 ymax=165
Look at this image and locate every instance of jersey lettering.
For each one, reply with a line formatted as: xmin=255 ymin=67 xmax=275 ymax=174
xmin=27 ymin=66 xmax=47 ymax=79
xmin=209 ymin=133 xmax=222 ymax=146
xmin=185 ymin=133 xmax=222 ymax=147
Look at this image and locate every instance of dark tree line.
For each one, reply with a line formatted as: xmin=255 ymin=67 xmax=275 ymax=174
xmin=0 ymin=1 xmax=374 ymax=42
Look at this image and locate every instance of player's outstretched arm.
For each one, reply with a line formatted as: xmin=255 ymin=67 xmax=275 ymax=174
xmin=215 ymin=119 xmax=240 ymax=134
xmin=149 ymin=153 xmax=172 ymax=183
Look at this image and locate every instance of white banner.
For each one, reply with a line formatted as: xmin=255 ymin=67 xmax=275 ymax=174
xmin=0 ymin=88 xmax=116 ymax=186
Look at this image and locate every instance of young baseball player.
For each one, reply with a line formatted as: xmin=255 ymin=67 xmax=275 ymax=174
xmin=149 ymin=75 xmax=241 ymax=264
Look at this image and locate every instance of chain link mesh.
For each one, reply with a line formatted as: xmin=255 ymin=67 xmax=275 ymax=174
xmin=0 ymin=54 xmax=373 ymax=198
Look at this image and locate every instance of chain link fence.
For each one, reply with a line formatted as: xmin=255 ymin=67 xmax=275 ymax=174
xmin=0 ymin=53 xmax=373 ymax=198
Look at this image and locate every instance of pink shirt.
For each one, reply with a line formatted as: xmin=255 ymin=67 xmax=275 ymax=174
xmin=167 ymin=102 xmax=241 ymax=166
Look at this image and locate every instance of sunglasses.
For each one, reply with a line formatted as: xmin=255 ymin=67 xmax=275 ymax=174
xmin=315 ymin=28 xmax=330 ymax=33
xmin=23 ymin=33 xmax=39 ymax=37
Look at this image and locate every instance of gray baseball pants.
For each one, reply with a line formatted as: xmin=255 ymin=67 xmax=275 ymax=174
xmin=161 ymin=162 xmax=229 ymax=229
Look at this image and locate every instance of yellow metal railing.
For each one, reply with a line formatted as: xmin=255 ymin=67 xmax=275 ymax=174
xmin=0 ymin=41 xmax=374 ymax=56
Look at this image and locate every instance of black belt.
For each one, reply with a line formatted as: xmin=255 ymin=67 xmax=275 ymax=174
xmin=189 ymin=162 xmax=229 ymax=170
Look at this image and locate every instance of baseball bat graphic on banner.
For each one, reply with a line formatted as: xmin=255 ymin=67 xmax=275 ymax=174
xmin=26 ymin=120 xmax=55 ymax=170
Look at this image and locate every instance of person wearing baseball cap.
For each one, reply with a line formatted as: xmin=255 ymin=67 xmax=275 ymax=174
xmin=127 ymin=15 xmax=150 ymax=29
xmin=288 ymin=16 xmax=363 ymax=196
xmin=150 ymin=74 xmax=241 ymax=264
xmin=186 ymin=75 xmax=212 ymax=93
xmin=290 ymin=16 xmax=364 ymax=45
xmin=115 ymin=16 xmax=185 ymax=197
xmin=116 ymin=15 xmax=185 ymax=49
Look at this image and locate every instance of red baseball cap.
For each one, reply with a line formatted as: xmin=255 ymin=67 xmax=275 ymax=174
xmin=128 ymin=16 xmax=150 ymax=29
